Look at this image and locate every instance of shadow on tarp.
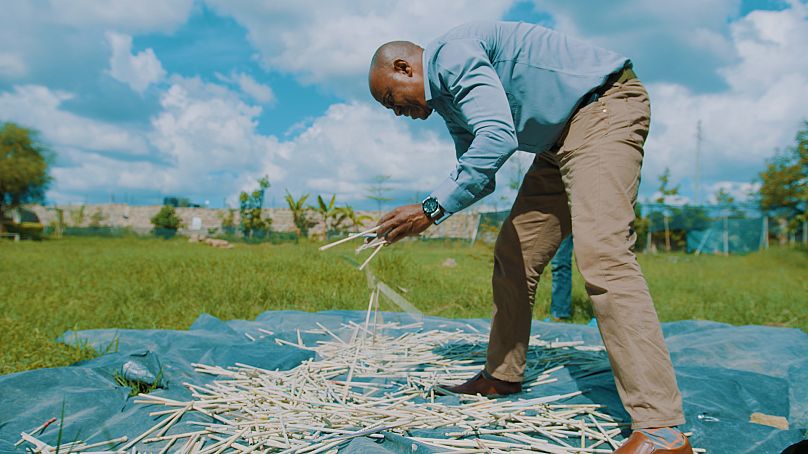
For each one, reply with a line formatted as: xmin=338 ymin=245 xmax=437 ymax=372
xmin=0 ymin=311 xmax=805 ymax=453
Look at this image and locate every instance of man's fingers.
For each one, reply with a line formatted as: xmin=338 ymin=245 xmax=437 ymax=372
xmin=387 ymin=222 xmax=412 ymax=243
xmin=378 ymin=209 xmax=399 ymax=225
xmin=376 ymin=219 xmax=398 ymax=239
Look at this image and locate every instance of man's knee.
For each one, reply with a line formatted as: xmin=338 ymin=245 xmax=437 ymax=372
xmin=572 ymin=233 xmax=639 ymax=282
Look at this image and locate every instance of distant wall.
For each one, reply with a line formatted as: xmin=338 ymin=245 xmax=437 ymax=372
xmin=28 ymin=204 xmax=482 ymax=240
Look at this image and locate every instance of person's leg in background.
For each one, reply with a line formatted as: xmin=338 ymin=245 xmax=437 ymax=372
xmin=549 ymin=235 xmax=574 ymax=320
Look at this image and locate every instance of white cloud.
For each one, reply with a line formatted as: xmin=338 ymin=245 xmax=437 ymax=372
xmin=0 ymin=1 xmax=192 ymax=89
xmin=204 ymin=0 xmax=514 ymax=92
xmin=643 ymin=2 xmax=808 ymax=193
xmin=531 ymin=0 xmax=740 ymax=89
xmin=215 ymin=72 xmax=275 ymax=104
xmin=705 ymin=181 xmax=761 ymax=204
xmin=49 ymin=0 xmax=193 ymax=33
xmin=0 ymin=53 xmax=26 ymax=78
xmin=0 ymin=84 xmax=150 ymax=156
xmin=147 ymin=76 xmax=285 ymax=193
xmin=106 ymin=32 xmax=166 ymax=93
xmin=31 ymin=79 xmax=457 ymax=208
xmin=257 ymin=102 xmax=455 ymax=203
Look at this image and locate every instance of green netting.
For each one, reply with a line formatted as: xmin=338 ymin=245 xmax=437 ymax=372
xmin=686 ymin=218 xmax=767 ymax=255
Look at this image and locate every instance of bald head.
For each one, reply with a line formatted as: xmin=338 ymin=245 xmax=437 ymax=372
xmin=370 ymin=41 xmax=421 ymax=73
xmin=368 ymin=41 xmax=433 ymax=120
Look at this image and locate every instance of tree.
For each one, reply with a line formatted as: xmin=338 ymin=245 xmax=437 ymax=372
xmin=284 ymin=191 xmax=315 ymax=238
xmin=312 ymin=194 xmax=338 ymax=235
xmin=88 ymin=208 xmax=107 ymax=228
xmin=219 ymin=208 xmax=236 ymax=234
xmin=365 ymin=175 xmax=393 ymax=215
xmin=758 ymin=121 xmax=807 ymax=233
xmin=714 ymin=187 xmax=744 ymax=218
xmin=655 ymin=167 xmax=680 ymax=204
xmin=151 ymin=205 xmax=182 ymax=230
xmin=69 ymin=205 xmax=86 ymax=226
xmin=332 ymin=205 xmax=372 ymax=233
xmin=0 ymin=123 xmax=52 ymax=228
xmin=239 ymin=176 xmax=272 ymax=238
xmin=654 ymin=167 xmax=680 ymax=251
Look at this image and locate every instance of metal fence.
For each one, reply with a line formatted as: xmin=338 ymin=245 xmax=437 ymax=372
xmin=475 ymin=203 xmax=806 ymax=255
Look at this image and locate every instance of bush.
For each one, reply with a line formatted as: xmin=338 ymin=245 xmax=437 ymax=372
xmin=150 ymin=205 xmax=183 ymax=231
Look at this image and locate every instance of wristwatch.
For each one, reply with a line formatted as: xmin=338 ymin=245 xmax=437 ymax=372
xmin=422 ymin=196 xmax=444 ymax=221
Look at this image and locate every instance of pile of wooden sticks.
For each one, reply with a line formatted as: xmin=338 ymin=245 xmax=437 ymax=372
xmin=16 ymin=283 xmax=704 ymax=453
xmin=17 ymin=316 xmax=629 ymax=453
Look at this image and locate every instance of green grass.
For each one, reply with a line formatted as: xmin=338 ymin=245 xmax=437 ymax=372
xmin=1 ymin=236 xmax=806 ymax=375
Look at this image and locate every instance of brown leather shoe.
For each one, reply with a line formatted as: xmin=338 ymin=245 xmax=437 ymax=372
xmin=615 ymin=430 xmax=693 ymax=454
xmin=437 ymin=371 xmax=521 ymax=396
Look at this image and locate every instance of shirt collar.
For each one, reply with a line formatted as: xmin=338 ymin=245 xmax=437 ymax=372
xmin=422 ymin=48 xmax=433 ymax=103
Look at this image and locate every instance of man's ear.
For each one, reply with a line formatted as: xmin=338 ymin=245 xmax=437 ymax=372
xmin=393 ymin=59 xmax=412 ymax=76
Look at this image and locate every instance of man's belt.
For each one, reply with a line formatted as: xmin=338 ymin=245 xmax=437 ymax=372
xmin=560 ymin=66 xmax=639 ymax=147
xmin=591 ymin=66 xmax=637 ymax=100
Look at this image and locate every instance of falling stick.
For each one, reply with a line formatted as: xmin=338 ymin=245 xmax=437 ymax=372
xmin=371 ymin=285 xmax=380 ymax=344
xmin=341 ymin=327 xmax=362 ymax=402
xmin=358 ymin=242 xmax=384 ymax=271
xmin=362 ymin=286 xmax=376 ymax=338
xmin=318 ymin=226 xmax=379 ymax=251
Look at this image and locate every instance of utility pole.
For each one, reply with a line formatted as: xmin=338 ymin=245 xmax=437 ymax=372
xmin=695 ymin=120 xmax=702 ymax=206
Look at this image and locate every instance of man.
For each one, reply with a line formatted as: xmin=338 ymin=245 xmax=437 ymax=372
xmin=368 ymin=21 xmax=690 ymax=453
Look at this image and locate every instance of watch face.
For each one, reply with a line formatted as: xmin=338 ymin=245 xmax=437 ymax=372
xmin=423 ymin=197 xmax=438 ymax=214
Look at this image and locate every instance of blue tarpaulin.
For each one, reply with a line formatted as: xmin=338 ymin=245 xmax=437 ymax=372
xmin=0 ymin=311 xmax=805 ymax=453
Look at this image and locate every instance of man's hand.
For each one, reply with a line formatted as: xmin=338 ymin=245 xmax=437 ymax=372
xmin=376 ymin=204 xmax=433 ymax=243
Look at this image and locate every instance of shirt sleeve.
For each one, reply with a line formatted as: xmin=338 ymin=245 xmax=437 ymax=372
xmin=428 ymin=39 xmax=519 ymax=223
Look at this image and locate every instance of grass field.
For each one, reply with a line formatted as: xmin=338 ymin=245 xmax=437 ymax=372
xmin=1 ymin=236 xmax=806 ymax=375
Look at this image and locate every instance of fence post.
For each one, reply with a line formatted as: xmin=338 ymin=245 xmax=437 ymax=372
xmin=723 ymin=216 xmax=729 ymax=255
xmin=664 ymin=216 xmax=671 ymax=252
xmin=761 ymin=216 xmax=769 ymax=250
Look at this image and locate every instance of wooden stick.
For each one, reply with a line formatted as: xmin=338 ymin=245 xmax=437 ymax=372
xmin=318 ymin=226 xmax=379 ymax=251
xmin=358 ymin=242 xmax=384 ymax=271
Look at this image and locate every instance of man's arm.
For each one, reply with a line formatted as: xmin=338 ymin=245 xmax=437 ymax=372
xmin=377 ymin=39 xmax=518 ymax=242
xmin=429 ymin=38 xmax=519 ymax=222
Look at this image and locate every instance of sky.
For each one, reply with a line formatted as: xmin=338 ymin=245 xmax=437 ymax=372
xmin=0 ymin=0 xmax=806 ymax=210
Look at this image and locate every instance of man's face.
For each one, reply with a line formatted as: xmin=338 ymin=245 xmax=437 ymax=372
xmin=369 ymin=60 xmax=433 ymax=120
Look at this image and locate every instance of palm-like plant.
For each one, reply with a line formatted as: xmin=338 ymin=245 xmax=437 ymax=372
xmin=313 ymin=194 xmax=338 ymax=234
xmin=333 ymin=205 xmax=372 ymax=233
xmin=284 ymin=191 xmax=314 ymax=237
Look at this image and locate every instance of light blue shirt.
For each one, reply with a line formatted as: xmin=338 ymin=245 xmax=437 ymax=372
xmin=424 ymin=21 xmax=629 ymax=221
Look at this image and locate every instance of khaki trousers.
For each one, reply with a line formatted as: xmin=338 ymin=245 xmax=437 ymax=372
xmin=486 ymin=78 xmax=685 ymax=429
